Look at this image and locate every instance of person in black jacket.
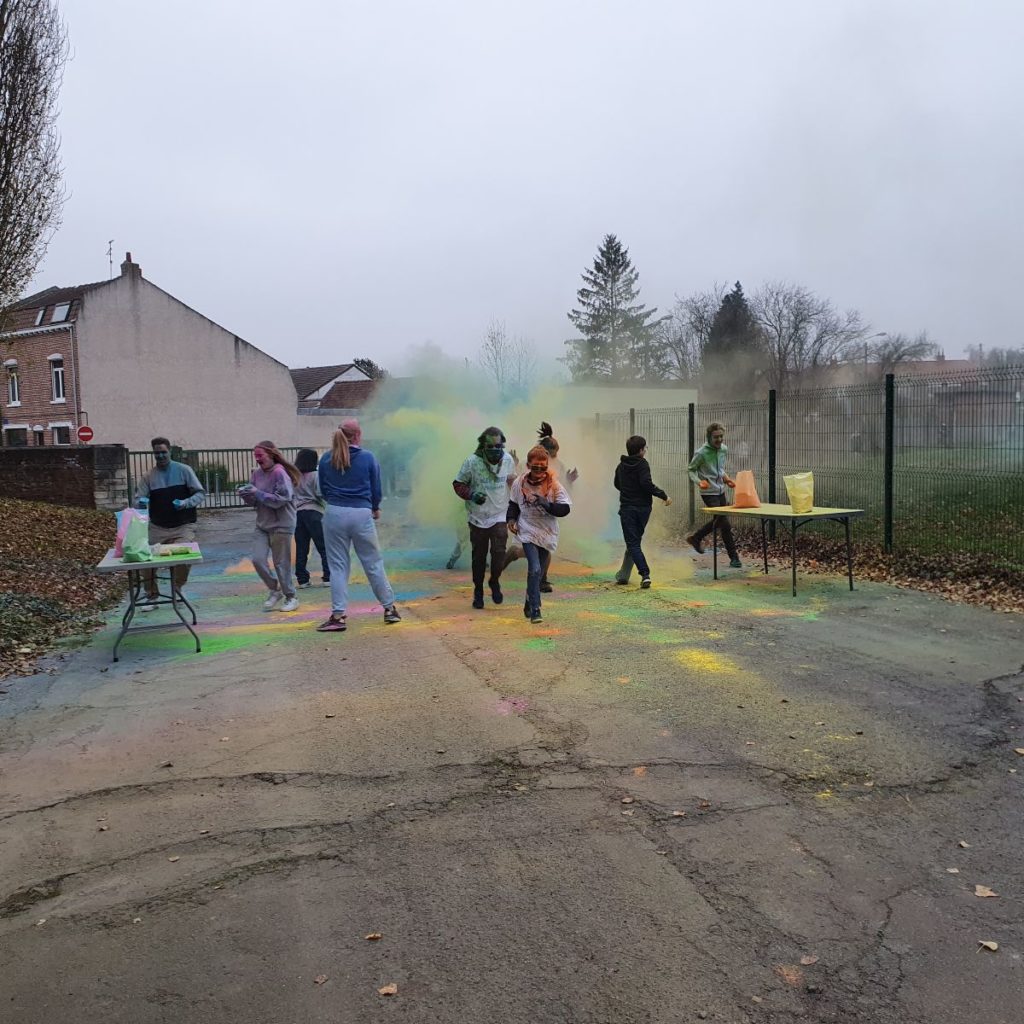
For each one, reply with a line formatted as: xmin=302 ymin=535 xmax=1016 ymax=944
xmin=613 ymin=435 xmax=671 ymax=589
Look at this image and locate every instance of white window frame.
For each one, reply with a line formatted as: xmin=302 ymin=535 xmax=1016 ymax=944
xmin=49 ymin=355 xmax=65 ymax=402
xmin=51 ymin=425 xmax=72 ymax=446
xmin=6 ymin=364 xmax=20 ymax=406
xmin=51 ymin=302 xmax=70 ymax=323
xmin=3 ymin=424 xmax=30 ymax=447
xmin=34 ymin=307 xmax=46 ymax=326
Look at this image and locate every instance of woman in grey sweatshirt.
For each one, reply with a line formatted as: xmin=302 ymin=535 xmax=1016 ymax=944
xmin=238 ymin=441 xmax=301 ymax=611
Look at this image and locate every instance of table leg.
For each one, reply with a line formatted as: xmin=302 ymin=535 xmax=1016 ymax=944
xmin=113 ymin=570 xmax=141 ymax=662
xmin=844 ymin=516 xmax=854 ymax=591
xmin=168 ymin=569 xmax=202 ymax=653
xmin=712 ymin=517 xmax=719 ymax=580
xmin=790 ymin=520 xmax=797 ymax=598
xmin=760 ymin=519 xmax=768 ymax=574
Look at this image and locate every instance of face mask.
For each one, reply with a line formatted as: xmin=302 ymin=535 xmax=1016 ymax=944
xmin=484 ymin=444 xmax=504 ymax=465
xmin=527 ymin=462 xmax=548 ymax=483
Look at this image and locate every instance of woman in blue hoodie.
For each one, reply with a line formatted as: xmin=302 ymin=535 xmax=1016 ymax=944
xmin=316 ymin=419 xmax=401 ymax=632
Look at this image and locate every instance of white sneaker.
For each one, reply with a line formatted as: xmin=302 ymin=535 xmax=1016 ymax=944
xmin=279 ymin=597 xmax=299 ymax=612
xmin=262 ymin=591 xmax=284 ymax=611
xmin=138 ymin=598 xmax=158 ymax=613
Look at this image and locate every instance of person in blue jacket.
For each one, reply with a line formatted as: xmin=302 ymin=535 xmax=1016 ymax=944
xmin=316 ymin=419 xmax=401 ymax=633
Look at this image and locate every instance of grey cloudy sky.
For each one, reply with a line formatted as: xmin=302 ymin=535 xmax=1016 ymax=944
xmin=34 ymin=0 xmax=1024 ymax=371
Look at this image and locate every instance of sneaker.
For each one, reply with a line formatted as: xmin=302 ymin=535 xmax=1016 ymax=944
xmin=490 ymin=582 xmax=503 ymax=605
xmin=262 ymin=591 xmax=284 ymax=611
xmin=297 ymin=581 xmax=312 ymax=589
xmin=321 ymin=578 xmax=331 ymax=587
xmin=539 ymin=581 xmax=553 ymax=594
xmin=279 ymin=597 xmax=299 ymax=612
xmin=685 ymin=533 xmax=705 ymax=555
xmin=530 ymin=611 xmax=543 ymax=624
xmin=316 ymin=614 xmax=347 ymax=633
xmin=472 ymin=589 xmax=485 ymax=609
xmin=383 ymin=605 xmax=402 ymax=624
xmin=445 ymin=554 xmax=460 ymax=570
xmin=138 ymin=597 xmax=158 ymax=612
xmin=729 ymin=558 xmax=743 ymax=569
xmin=640 ymin=577 xmax=652 ymax=589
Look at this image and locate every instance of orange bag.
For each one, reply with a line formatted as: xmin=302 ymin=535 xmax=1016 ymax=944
xmin=733 ymin=470 xmax=760 ymax=508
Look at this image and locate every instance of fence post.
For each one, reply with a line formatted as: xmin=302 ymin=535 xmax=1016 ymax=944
xmin=884 ymin=373 xmax=895 ymax=553
xmin=767 ymin=390 xmax=777 ymax=541
xmin=687 ymin=402 xmax=696 ymax=527
xmin=629 ymin=407 xmax=635 ymax=436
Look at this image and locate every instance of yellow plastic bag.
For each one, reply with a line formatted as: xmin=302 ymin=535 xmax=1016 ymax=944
xmin=733 ymin=470 xmax=760 ymax=508
xmin=783 ymin=472 xmax=814 ymax=514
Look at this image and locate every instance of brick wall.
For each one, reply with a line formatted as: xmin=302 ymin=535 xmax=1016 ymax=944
xmin=0 ymin=444 xmax=128 ymax=510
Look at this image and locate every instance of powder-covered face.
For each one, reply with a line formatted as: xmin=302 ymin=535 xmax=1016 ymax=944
xmin=709 ymin=430 xmax=725 ymax=449
xmin=527 ymin=456 xmax=549 ymax=483
xmin=253 ymin=447 xmax=273 ymax=470
xmin=483 ymin=435 xmax=505 ymax=464
xmin=152 ymin=445 xmax=171 ymax=467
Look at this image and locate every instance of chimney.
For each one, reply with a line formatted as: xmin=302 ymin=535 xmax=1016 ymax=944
xmin=120 ymin=251 xmax=142 ymax=279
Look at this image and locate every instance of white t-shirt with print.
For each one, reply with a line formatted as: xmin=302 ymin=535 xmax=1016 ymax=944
xmin=509 ymin=476 xmax=571 ymax=552
xmin=456 ymin=452 xmax=516 ymax=528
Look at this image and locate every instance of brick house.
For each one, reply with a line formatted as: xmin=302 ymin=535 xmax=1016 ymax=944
xmin=0 ymin=254 xmax=330 ymax=450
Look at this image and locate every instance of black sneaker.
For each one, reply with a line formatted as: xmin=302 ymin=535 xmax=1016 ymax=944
xmin=685 ymin=533 xmax=705 ymax=555
xmin=640 ymin=577 xmax=651 ymax=589
xmin=490 ymin=582 xmax=503 ymax=604
xmin=539 ymin=581 xmax=553 ymax=594
xmin=729 ymin=558 xmax=742 ymax=569
xmin=472 ymin=589 xmax=484 ymax=609
xmin=383 ymin=605 xmax=402 ymax=624
xmin=530 ymin=611 xmax=543 ymax=624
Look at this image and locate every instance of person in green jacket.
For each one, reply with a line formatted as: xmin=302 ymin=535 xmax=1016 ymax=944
xmin=684 ymin=422 xmax=742 ymax=568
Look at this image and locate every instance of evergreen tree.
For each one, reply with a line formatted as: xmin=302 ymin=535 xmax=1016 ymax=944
xmin=701 ymin=281 xmax=764 ymax=398
xmin=564 ymin=234 xmax=666 ymax=382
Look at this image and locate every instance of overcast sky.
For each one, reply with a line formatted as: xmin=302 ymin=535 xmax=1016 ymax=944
xmin=33 ymin=0 xmax=1024 ymax=371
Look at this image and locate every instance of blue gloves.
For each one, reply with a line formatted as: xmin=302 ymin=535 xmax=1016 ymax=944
xmin=136 ymin=497 xmax=150 ymax=509
xmin=171 ymin=499 xmax=185 ymax=509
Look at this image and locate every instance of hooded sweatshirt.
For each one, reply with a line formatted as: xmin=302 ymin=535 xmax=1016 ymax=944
xmin=614 ymin=455 xmax=668 ymax=508
xmin=242 ymin=464 xmax=296 ymax=533
xmin=687 ymin=442 xmax=728 ymax=496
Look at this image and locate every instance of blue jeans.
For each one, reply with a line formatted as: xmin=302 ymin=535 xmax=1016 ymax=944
xmin=323 ymin=506 xmax=396 ymax=615
xmin=617 ymin=506 xmax=652 ymax=581
xmin=522 ymin=542 xmax=551 ymax=615
xmin=295 ymin=509 xmax=329 ymax=584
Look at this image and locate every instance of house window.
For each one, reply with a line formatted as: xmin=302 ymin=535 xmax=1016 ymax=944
xmin=52 ymin=302 xmax=70 ymax=323
xmin=50 ymin=357 xmax=65 ymax=401
xmin=6 ymin=367 xmax=19 ymax=405
xmin=33 ymin=427 xmax=45 ymax=446
xmin=34 ymin=307 xmax=47 ymax=326
xmin=53 ymin=426 xmax=70 ymax=445
xmin=4 ymin=428 xmax=28 ymax=447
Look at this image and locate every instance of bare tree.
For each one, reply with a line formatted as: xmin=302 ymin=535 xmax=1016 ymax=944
xmin=868 ymin=331 xmax=940 ymax=378
xmin=658 ymin=283 xmax=726 ymax=382
xmin=478 ymin=320 xmax=537 ymax=399
xmin=0 ymin=0 xmax=68 ymax=321
xmin=752 ymin=281 xmax=866 ymax=393
xmin=506 ymin=334 xmax=537 ymax=394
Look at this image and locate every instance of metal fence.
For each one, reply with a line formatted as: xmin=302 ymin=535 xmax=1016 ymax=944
xmin=598 ymin=365 xmax=1024 ymax=569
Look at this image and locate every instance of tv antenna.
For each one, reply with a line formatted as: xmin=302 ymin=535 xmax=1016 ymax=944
xmin=107 ymin=240 xmax=114 ymax=278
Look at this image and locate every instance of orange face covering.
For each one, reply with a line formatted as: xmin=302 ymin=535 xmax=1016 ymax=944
xmin=522 ymin=446 xmax=557 ymax=500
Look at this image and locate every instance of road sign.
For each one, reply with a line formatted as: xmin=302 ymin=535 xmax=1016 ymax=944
xmin=77 ymin=425 xmax=94 ymax=443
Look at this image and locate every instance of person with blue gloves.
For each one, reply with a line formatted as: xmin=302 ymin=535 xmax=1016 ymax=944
xmin=133 ymin=436 xmax=205 ymax=609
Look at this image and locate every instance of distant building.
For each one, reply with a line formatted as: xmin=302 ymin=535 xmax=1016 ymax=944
xmin=291 ymin=363 xmax=379 ymax=418
xmin=0 ymin=254 xmax=329 ymax=450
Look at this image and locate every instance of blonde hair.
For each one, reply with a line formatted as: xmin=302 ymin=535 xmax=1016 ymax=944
xmin=330 ymin=429 xmax=351 ymax=471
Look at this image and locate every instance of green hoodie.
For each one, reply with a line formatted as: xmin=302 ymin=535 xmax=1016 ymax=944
xmin=687 ymin=442 xmax=728 ymax=496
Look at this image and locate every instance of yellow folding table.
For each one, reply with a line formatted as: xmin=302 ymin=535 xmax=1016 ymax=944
xmin=702 ymin=503 xmax=865 ymax=596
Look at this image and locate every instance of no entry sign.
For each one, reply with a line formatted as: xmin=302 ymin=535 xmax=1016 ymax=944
xmin=77 ymin=425 xmax=94 ymax=443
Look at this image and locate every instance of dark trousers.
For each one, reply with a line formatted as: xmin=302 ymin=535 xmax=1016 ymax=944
xmin=692 ymin=493 xmax=738 ymax=560
xmin=295 ymin=509 xmax=329 ymax=584
xmin=469 ymin=522 xmax=508 ymax=590
xmin=617 ymin=505 xmax=652 ymax=580
xmin=523 ymin=542 xmax=552 ymax=614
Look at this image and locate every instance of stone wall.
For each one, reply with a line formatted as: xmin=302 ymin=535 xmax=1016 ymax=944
xmin=0 ymin=444 xmax=128 ymax=511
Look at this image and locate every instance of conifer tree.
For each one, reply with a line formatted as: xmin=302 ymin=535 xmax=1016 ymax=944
xmin=564 ymin=234 xmax=666 ymax=382
xmin=701 ymin=281 xmax=765 ymax=398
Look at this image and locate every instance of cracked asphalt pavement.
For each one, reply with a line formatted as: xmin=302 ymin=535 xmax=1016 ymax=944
xmin=1 ymin=506 xmax=1022 ymax=1023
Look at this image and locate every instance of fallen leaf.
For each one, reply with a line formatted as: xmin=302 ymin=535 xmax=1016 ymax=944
xmin=167 ymin=855 xmax=180 ymax=863
xmin=800 ymin=955 xmax=819 ymax=966
xmin=35 ymin=919 xmax=46 ymax=927
xmin=314 ymin=974 xmax=328 ymax=985
xmin=621 ymin=809 xmax=635 ymax=817
xmin=946 ymin=867 xmax=960 ymax=874
xmin=978 ymin=941 xmax=999 ymax=952
xmin=864 ymin=781 xmax=874 ymax=788
xmin=386 ymin=802 xmax=396 ymax=808
xmin=365 ymin=932 xmax=382 ymax=941
xmin=378 ymin=983 xmax=398 ymax=996
xmin=133 ymin=917 xmax=142 ymax=924
xmin=672 ymin=810 xmax=686 ymax=818
xmin=958 ymin=840 xmax=971 ymax=848
xmin=974 ymin=884 xmax=999 ymax=898
xmin=632 ymin=766 xmax=647 ymax=777
xmin=1014 ymin=748 xmax=1024 ymax=756
xmin=324 ymin=713 xmax=336 ymax=719
xmin=435 ymin=749 xmax=446 ymax=754
xmin=98 ymin=824 xmax=108 ymax=832
xmin=156 ymin=760 xmax=174 ymax=768
xmin=814 ymin=721 xmax=825 ymax=726
xmin=199 ymin=829 xmax=210 ymax=835
xmin=698 ymin=800 xmax=712 ymax=810
xmin=621 ymin=796 xmax=635 ymax=804
xmin=775 ymin=964 xmax=803 ymax=986
xmin=220 ymin=737 xmax=229 ymax=742
xmin=745 ymin=741 xmax=755 ymax=746
xmin=513 ymin=784 xmax=528 ymax=792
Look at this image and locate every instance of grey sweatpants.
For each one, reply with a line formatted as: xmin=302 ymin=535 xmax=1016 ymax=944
xmin=252 ymin=528 xmax=295 ymax=599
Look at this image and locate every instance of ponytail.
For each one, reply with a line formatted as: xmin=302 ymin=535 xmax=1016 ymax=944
xmin=330 ymin=429 xmax=351 ymax=471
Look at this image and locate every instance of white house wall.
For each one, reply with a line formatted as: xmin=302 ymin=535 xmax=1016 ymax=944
xmin=76 ymin=275 xmax=327 ymax=450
